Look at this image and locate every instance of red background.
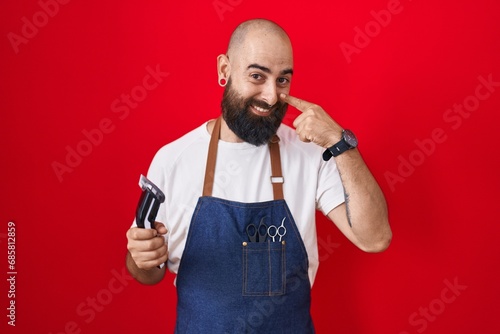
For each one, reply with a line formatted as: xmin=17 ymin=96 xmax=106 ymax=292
xmin=1 ymin=0 xmax=499 ymax=333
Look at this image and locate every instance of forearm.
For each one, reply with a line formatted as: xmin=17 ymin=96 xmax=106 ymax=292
xmin=277 ymin=93 xmax=391 ymax=251
xmin=334 ymin=148 xmax=392 ymax=251
xmin=126 ymin=251 xmax=166 ymax=285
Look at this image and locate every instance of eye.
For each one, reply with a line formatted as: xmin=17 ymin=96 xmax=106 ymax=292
xmin=250 ymin=73 xmax=263 ymax=80
xmin=277 ymin=77 xmax=290 ymax=86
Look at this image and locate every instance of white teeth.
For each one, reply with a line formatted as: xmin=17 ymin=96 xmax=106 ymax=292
xmin=253 ymin=105 xmax=270 ymax=113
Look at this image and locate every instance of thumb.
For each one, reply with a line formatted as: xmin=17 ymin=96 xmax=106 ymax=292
xmin=154 ymin=221 xmax=168 ymax=235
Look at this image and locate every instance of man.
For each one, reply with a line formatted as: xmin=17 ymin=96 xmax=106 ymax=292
xmin=126 ymin=19 xmax=392 ymax=333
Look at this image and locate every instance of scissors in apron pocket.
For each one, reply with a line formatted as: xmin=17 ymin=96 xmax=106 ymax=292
xmin=246 ymin=217 xmax=268 ymax=243
xmin=267 ymin=217 xmax=287 ymax=242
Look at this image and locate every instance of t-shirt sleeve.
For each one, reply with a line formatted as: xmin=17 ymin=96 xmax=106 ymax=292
xmin=316 ymin=157 xmax=345 ymax=216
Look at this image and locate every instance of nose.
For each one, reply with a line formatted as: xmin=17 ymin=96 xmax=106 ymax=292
xmin=260 ymin=81 xmax=278 ymax=107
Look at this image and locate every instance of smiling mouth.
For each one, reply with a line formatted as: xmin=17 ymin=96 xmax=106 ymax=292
xmin=250 ymin=104 xmax=272 ymax=116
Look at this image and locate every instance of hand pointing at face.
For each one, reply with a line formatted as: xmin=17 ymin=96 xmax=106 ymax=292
xmin=280 ymin=93 xmax=343 ymax=149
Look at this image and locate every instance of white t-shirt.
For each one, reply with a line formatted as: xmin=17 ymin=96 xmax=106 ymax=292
xmin=136 ymin=121 xmax=345 ymax=286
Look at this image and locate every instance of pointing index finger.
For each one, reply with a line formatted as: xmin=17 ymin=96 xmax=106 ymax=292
xmin=280 ymin=93 xmax=312 ymax=112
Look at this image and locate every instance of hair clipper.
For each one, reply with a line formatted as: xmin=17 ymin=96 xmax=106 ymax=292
xmin=135 ymin=175 xmax=165 ymax=229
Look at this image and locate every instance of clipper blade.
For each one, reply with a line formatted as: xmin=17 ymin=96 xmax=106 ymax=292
xmin=139 ymin=175 xmax=166 ymax=203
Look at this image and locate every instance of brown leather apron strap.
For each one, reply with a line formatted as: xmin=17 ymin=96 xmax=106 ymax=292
xmin=202 ymin=117 xmax=221 ymax=197
xmin=269 ymin=135 xmax=284 ymax=200
xmin=202 ymin=117 xmax=284 ymax=200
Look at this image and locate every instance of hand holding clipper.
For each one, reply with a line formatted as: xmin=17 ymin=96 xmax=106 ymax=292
xmin=127 ymin=175 xmax=168 ymax=270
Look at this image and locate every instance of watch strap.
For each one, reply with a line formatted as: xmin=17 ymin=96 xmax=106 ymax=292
xmin=322 ymin=139 xmax=350 ymax=161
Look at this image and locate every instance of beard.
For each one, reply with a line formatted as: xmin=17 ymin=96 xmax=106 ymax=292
xmin=221 ymin=79 xmax=288 ymax=146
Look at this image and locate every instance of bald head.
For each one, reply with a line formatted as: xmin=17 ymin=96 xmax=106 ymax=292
xmin=227 ymin=19 xmax=292 ymax=59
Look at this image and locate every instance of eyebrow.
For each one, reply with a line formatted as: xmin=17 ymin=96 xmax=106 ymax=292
xmin=247 ymin=63 xmax=293 ymax=76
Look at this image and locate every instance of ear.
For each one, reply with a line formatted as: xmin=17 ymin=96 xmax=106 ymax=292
xmin=217 ymin=54 xmax=231 ymax=81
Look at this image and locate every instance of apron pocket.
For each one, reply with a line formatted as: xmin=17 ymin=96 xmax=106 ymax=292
xmin=242 ymin=241 xmax=286 ymax=296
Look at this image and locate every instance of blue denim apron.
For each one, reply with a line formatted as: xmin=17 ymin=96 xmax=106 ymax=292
xmin=175 ymin=118 xmax=315 ymax=333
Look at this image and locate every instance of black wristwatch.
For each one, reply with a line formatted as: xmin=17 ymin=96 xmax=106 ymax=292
xmin=322 ymin=129 xmax=358 ymax=161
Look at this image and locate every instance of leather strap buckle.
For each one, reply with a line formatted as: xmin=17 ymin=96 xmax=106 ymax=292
xmin=270 ymin=176 xmax=284 ymax=184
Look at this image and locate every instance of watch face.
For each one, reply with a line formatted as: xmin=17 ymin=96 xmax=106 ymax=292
xmin=343 ymin=130 xmax=358 ymax=147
